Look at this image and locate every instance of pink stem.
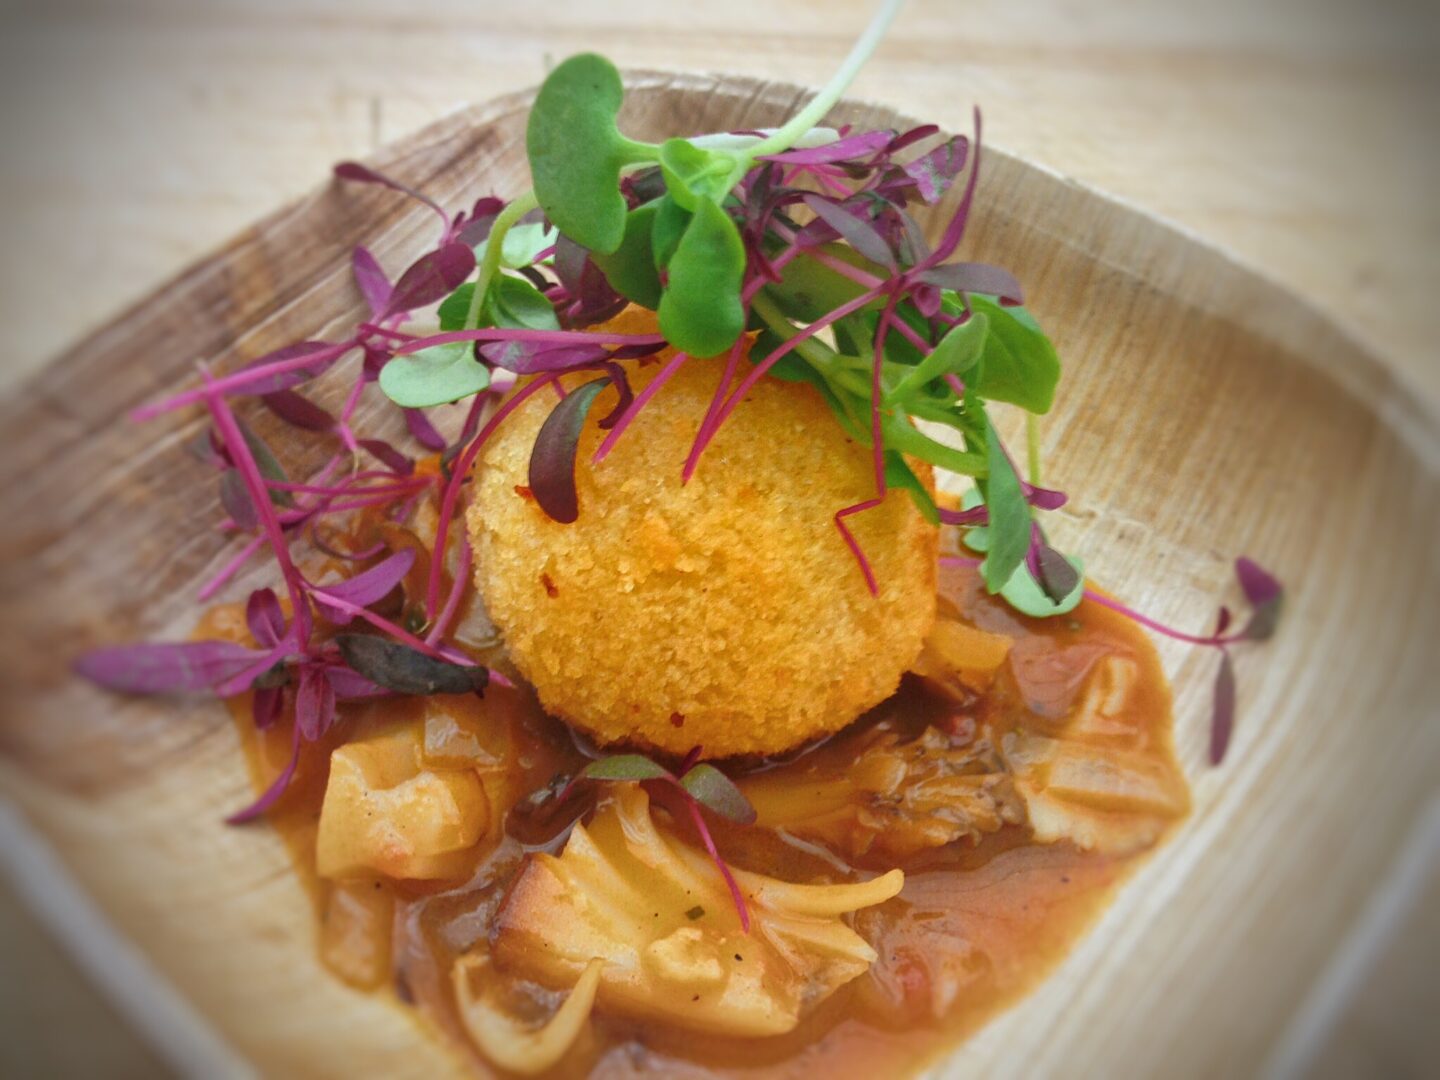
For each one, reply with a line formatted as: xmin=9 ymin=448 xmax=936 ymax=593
xmin=1082 ymin=589 xmax=1242 ymax=647
xmin=197 ymin=534 xmax=266 ymax=602
xmin=682 ymin=336 xmax=745 ymax=484
xmin=707 ymin=282 xmax=886 ymax=447
xmin=834 ymin=498 xmax=883 ymax=596
xmin=312 ymin=593 xmax=468 ymax=662
xmin=137 ymin=341 xmax=356 ymax=419
xmin=393 ymin=327 xmax=665 ymax=355
xmin=592 ymin=351 xmax=688 ymax=463
xmin=426 ymin=535 xmax=474 ymax=647
xmin=426 ymin=373 xmax=562 ymax=619
xmin=684 ymin=798 xmax=751 ymax=934
xmin=201 ymin=372 xmax=310 ymax=643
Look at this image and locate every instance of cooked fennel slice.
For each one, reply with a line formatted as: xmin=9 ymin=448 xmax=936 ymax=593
xmin=453 ymin=954 xmax=603 ymax=1076
xmin=494 ymin=785 xmax=903 ymax=1037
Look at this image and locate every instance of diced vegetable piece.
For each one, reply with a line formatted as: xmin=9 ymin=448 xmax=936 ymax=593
xmin=420 ymin=693 xmax=512 ymax=769
xmin=911 ymin=617 xmax=1014 ymax=698
xmin=319 ymin=880 xmax=394 ymax=989
xmin=453 ymin=953 xmax=602 ymax=1076
xmin=742 ymin=726 xmax=1024 ymax=860
xmin=316 ymin=721 xmax=489 ymax=880
xmin=494 ymin=786 xmax=902 ymax=1037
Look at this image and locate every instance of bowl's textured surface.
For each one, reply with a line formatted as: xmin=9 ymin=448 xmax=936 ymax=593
xmin=0 ymin=73 xmax=1435 ymax=1078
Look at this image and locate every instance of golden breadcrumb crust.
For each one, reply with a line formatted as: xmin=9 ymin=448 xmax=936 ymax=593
xmin=466 ymin=310 xmax=937 ymax=758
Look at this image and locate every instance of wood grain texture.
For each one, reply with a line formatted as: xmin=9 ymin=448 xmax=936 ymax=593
xmin=0 ymin=73 xmax=1436 ymax=1078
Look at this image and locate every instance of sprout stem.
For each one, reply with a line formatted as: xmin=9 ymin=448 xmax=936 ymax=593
xmin=464 ymin=189 xmax=541 ymax=330
xmin=745 ymin=0 xmax=906 ymax=160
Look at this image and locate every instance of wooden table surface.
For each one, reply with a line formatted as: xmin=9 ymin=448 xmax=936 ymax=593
xmin=0 ymin=1 xmax=1435 ymax=1075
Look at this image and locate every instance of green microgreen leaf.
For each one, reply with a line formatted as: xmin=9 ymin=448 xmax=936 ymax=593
xmin=526 ymin=53 xmax=658 ymax=254
xmin=650 ymin=194 xmax=691 ymax=271
xmin=678 ymin=764 xmax=758 ymax=825
xmin=884 ymin=452 xmax=940 ymax=525
xmin=590 ymin=202 xmax=663 ymax=308
xmin=657 ymin=198 xmax=746 ymax=357
xmin=884 ymin=312 xmax=987 ymax=404
xmin=438 ymin=276 xmax=559 ymax=334
xmin=379 ymin=342 xmax=491 ymax=408
xmin=980 ymin=420 xmax=1031 ymax=593
xmin=658 ymin=138 xmax=738 ymax=211
xmin=965 ymin=296 xmax=1061 ymax=414
xmin=578 ymin=754 xmax=673 ymax=782
xmin=761 ymin=246 xmax=882 ymax=324
xmin=486 ymin=275 xmax=562 ymax=331
xmin=473 ymin=220 xmax=557 ymax=269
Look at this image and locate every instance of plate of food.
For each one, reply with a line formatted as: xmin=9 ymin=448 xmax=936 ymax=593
xmin=1 ymin=2 xmax=1436 ymax=1077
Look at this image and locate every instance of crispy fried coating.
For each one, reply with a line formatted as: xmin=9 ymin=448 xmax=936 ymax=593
xmin=467 ymin=311 xmax=937 ymax=758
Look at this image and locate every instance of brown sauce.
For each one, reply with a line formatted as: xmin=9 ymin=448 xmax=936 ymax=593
xmin=215 ymin=550 xmax=1187 ymax=1078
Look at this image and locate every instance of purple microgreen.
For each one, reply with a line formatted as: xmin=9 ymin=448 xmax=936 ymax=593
xmin=74 ymin=640 xmax=267 ymax=694
xmin=425 ymin=535 xmax=474 ymax=648
xmin=226 ymin=341 xmax=349 ymax=399
xmin=226 ymin=720 xmax=303 ymax=824
xmin=199 ymin=371 xmax=311 ymax=643
xmin=684 ymin=798 xmax=751 ymax=934
xmin=333 ymin=161 xmax=451 ymax=233
xmin=1023 ymin=481 xmax=1068 ymax=512
xmin=1026 ymin=526 xmax=1081 ymax=604
xmin=379 ymin=243 xmax=477 ymax=320
xmin=758 ymin=129 xmax=892 ymax=164
xmin=875 ymin=134 xmax=969 ymax=204
xmin=1214 ymin=606 xmax=1234 ymax=636
xmin=425 ymin=372 xmax=565 ymax=619
xmin=914 ymin=261 xmax=1023 ymax=304
xmin=219 ymin=469 xmax=258 ymax=530
xmin=834 ymin=497 xmax=885 ymax=596
xmin=251 ymin=661 xmax=290 ymax=690
xmin=1211 ymin=650 xmax=1237 ymax=765
xmin=404 ymin=407 xmax=447 ymax=451
xmin=923 ymin=107 xmax=983 ymax=267
xmin=251 ymin=684 xmax=284 ymax=730
xmin=334 ymin=634 xmax=488 ymax=696
xmin=310 ymin=549 xmax=415 ymax=625
xmin=245 ymin=588 xmax=286 ymax=648
xmin=593 ymin=350 xmax=687 ymax=463
xmin=356 ymin=438 xmax=415 ymax=476
xmin=801 ymin=194 xmax=895 ymax=269
xmin=261 ymin=389 xmax=335 ymax=433
xmin=479 ymin=340 xmax=611 ymax=374
xmin=528 ymin=376 xmax=610 ymax=524
xmin=678 ymin=764 xmax=757 ymax=825
xmin=1235 ymin=557 xmax=1284 ymax=641
xmin=294 ymin=664 xmax=337 ymax=742
xmin=350 ymin=245 xmax=393 ymax=316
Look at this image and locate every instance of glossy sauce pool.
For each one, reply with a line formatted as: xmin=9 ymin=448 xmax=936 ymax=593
xmin=212 ymin=556 xmax=1187 ymax=1078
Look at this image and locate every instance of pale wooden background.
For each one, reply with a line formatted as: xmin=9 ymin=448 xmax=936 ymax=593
xmin=0 ymin=0 xmax=1435 ymax=1076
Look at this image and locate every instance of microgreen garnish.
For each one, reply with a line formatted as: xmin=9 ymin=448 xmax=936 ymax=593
xmin=1079 ymin=559 xmax=1283 ymax=764
xmin=570 ymin=751 xmax=757 ymax=930
xmin=528 ymin=376 xmax=613 ymax=523
xmin=77 ymin=0 xmax=1282 ymax=849
xmin=334 ymin=634 xmax=489 ymax=696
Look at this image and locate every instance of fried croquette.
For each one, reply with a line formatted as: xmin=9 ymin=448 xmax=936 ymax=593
xmin=467 ymin=312 xmax=938 ymax=758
